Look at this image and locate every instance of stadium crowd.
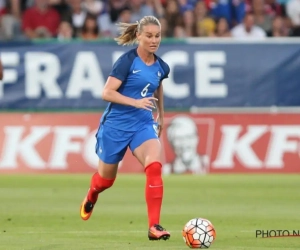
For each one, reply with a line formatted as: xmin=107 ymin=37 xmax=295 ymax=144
xmin=0 ymin=0 xmax=299 ymax=41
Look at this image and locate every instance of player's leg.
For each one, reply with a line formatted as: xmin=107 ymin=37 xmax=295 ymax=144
xmin=80 ymin=160 xmax=119 ymax=221
xmin=87 ymin=159 xmax=119 ymax=202
xmin=130 ymin=124 xmax=170 ymax=240
xmin=80 ymin=125 xmax=128 ymax=221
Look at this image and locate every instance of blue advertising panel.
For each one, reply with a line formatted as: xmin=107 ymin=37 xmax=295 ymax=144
xmin=0 ymin=41 xmax=300 ymax=110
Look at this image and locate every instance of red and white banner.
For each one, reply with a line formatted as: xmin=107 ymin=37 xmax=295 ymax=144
xmin=0 ymin=112 xmax=300 ymax=174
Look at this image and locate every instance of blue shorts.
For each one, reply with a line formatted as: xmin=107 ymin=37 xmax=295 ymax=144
xmin=95 ymin=123 xmax=159 ymax=164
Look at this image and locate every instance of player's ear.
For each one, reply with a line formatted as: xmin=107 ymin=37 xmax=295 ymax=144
xmin=136 ymin=31 xmax=141 ymax=42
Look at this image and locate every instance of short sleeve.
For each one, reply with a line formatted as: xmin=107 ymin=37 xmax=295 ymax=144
xmin=158 ymin=57 xmax=170 ymax=81
xmin=109 ymin=50 xmax=136 ymax=82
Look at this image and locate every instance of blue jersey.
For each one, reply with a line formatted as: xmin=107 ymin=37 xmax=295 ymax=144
xmin=100 ymin=48 xmax=170 ymax=132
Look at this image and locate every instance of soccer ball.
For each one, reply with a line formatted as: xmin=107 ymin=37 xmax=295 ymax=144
xmin=182 ymin=218 xmax=216 ymax=248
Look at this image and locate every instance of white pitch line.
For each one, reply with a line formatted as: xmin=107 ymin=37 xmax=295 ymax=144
xmin=15 ymin=230 xmax=182 ymax=234
xmin=13 ymin=230 xmax=255 ymax=234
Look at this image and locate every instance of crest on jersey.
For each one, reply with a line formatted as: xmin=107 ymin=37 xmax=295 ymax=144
xmin=157 ymin=71 xmax=161 ymax=77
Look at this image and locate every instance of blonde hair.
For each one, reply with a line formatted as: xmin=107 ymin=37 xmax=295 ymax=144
xmin=114 ymin=16 xmax=161 ymax=46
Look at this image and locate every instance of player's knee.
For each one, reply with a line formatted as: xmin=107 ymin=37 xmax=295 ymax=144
xmin=96 ymin=173 xmax=116 ymax=191
xmin=145 ymin=161 xmax=162 ymax=177
xmin=102 ymin=179 xmax=115 ymax=190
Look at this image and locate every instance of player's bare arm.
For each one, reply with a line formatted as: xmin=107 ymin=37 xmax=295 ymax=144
xmin=0 ymin=58 xmax=3 ymax=80
xmin=102 ymin=76 xmax=157 ymax=111
xmin=154 ymin=82 xmax=164 ymax=137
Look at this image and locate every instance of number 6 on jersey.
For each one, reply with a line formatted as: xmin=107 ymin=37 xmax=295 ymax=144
xmin=141 ymin=83 xmax=151 ymax=97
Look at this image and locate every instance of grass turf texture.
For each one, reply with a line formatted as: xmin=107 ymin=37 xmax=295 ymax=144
xmin=0 ymin=174 xmax=299 ymax=250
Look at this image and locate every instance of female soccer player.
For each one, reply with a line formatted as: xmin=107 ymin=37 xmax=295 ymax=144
xmin=80 ymin=15 xmax=171 ymax=241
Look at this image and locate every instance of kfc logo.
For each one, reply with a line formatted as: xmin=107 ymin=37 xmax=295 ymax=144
xmin=0 ymin=125 xmax=99 ymax=171
xmin=1 ymin=113 xmax=300 ymax=174
xmin=212 ymin=124 xmax=300 ymax=171
xmin=162 ymin=115 xmax=215 ymax=175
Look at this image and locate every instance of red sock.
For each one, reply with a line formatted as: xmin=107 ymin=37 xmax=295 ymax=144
xmin=87 ymin=172 xmax=115 ymax=203
xmin=145 ymin=162 xmax=163 ymax=228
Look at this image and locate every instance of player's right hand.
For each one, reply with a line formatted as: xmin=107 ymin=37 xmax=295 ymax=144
xmin=134 ymin=97 xmax=158 ymax=111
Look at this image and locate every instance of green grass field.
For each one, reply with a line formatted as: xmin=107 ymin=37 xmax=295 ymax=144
xmin=0 ymin=174 xmax=299 ymax=250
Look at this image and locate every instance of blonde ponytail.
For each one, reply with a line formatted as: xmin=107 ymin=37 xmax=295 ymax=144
xmin=114 ymin=22 xmax=139 ymax=46
xmin=114 ymin=16 xmax=161 ymax=46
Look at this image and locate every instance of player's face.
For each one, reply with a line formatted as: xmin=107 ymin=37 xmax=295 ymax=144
xmin=138 ymin=24 xmax=161 ymax=53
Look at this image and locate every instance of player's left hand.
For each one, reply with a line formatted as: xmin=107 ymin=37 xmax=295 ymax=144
xmin=156 ymin=115 xmax=164 ymax=137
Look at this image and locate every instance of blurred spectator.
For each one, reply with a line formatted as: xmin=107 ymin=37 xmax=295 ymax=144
xmin=66 ymin=0 xmax=87 ymax=37
xmin=57 ymin=20 xmax=73 ymax=40
xmin=97 ymin=7 xmax=113 ymax=37
xmin=183 ymin=9 xmax=196 ymax=36
xmin=160 ymin=0 xmax=168 ymax=6
xmin=283 ymin=16 xmax=294 ymax=35
xmin=100 ymin=0 xmax=162 ymax=38
xmin=159 ymin=16 xmax=168 ymax=37
xmin=266 ymin=15 xmax=286 ymax=36
xmin=231 ymin=12 xmax=267 ymax=38
xmin=164 ymin=0 xmax=182 ymax=37
xmin=178 ymin=0 xmax=195 ymax=13
xmin=252 ymin=0 xmax=273 ymax=32
xmin=276 ymin=0 xmax=289 ymax=17
xmin=129 ymin=0 xmax=154 ymax=22
xmin=174 ymin=10 xmax=196 ymax=37
xmin=264 ymin=0 xmax=283 ymax=16
xmin=82 ymin=0 xmax=104 ymax=15
xmin=109 ymin=7 xmax=131 ymax=37
xmin=0 ymin=0 xmax=33 ymax=40
xmin=208 ymin=0 xmax=246 ymax=27
xmin=147 ymin=0 xmax=164 ymax=18
xmin=174 ymin=19 xmax=186 ymax=37
xmin=286 ymin=0 xmax=300 ymax=35
xmin=232 ymin=0 xmax=246 ymax=25
xmin=22 ymin=0 xmax=60 ymax=39
xmin=0 ymin=0 xmax=5 ymax=11
xmin=107 ymin=0 xmax=128 ymax=23
xmin=194 ymin=1 xmax=216 ymax=37
xmin=80 ymin=13 xmax=99 ymax=40
xmin=210 ymin=17 xmax=232 ymax=36
xmin=0 ymin=0 xmax=298 ymax=40
xmin=48 ymin=0 xmax=70 ymax=20
xmin=0 ymin=0 xmax=21 ymax=40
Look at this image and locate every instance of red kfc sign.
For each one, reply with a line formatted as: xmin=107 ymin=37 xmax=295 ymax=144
xmin=208 ymin=113 xmax=300 ymax=173
xmin=160 ymin=113 xmax=300 ymax=173
xmin=0 ymin=113 xmax=100 ymax=173
xmin=0 ymin=112 xmax=299 ymax=174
